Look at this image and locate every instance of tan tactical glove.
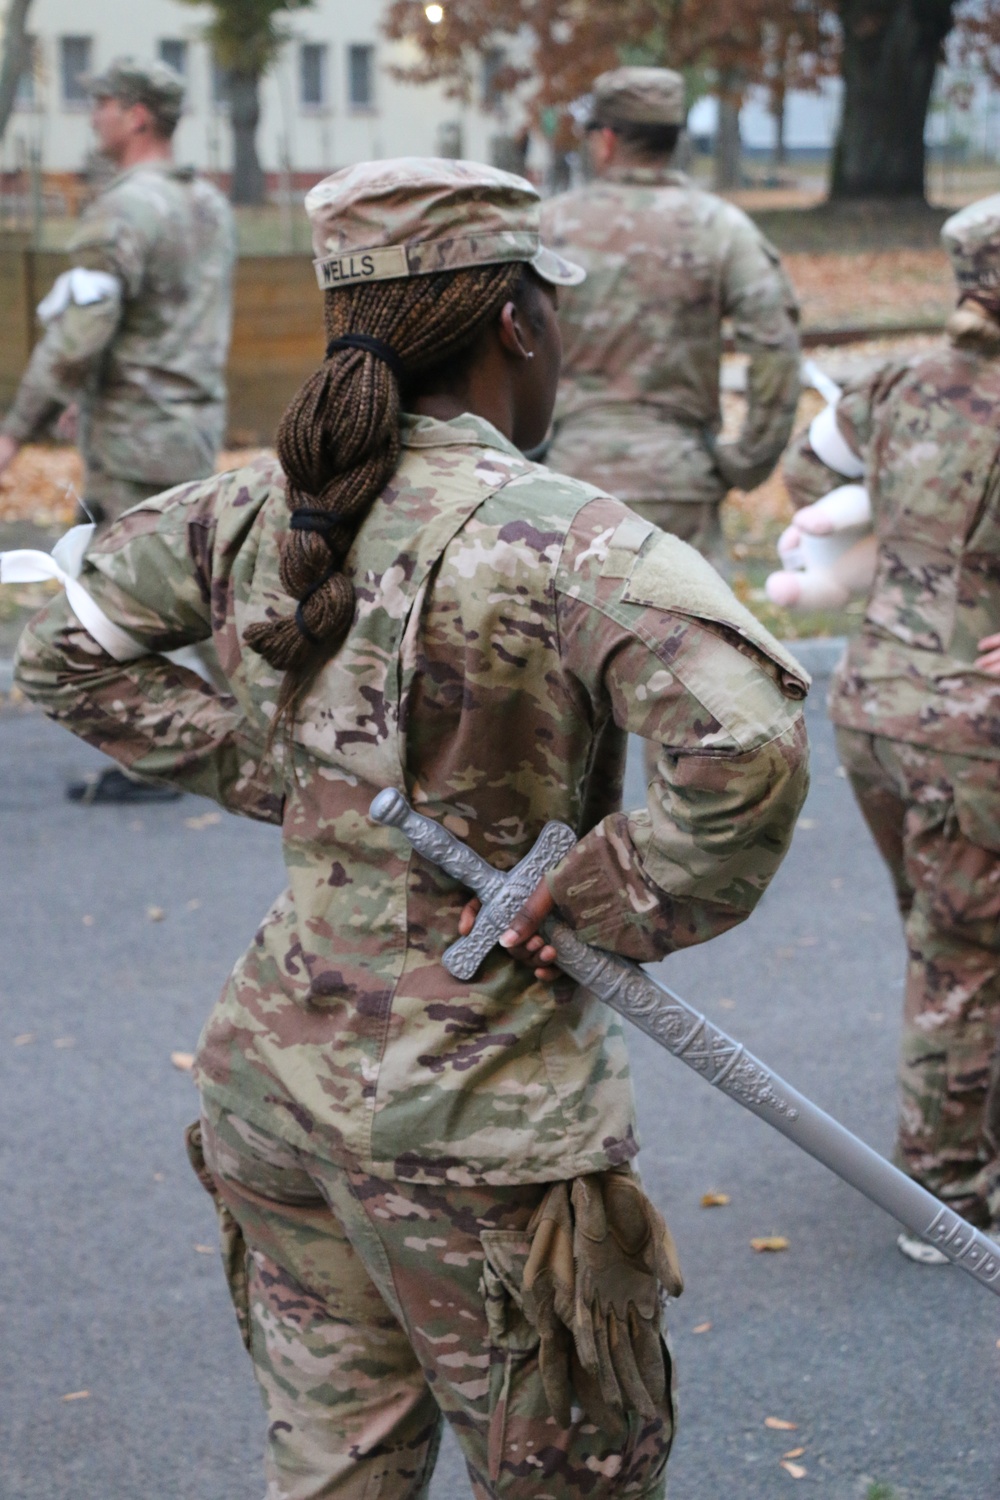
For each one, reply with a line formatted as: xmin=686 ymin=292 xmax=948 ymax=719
xmin=521 ymin=1166 xmax=683 ymax=1434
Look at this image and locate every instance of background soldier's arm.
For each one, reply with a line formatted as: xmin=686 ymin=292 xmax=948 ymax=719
xmin=711 ymin=212 xmax=802 ymax=493
xmin=549 ymin=500 xmax=810 ymax=962
xmin=14 ymin=466 xmax=284 ymax=823
xmin=782 ymin=360 xmax=908 ymax=508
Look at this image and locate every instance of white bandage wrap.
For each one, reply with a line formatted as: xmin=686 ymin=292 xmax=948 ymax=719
xmin=808 ymin=403 xmax=865 ymax=479
xmin=36 ymin=268 xmax=121 ymax=325
xmin=0 ymin=524 xmax=146 ymax=661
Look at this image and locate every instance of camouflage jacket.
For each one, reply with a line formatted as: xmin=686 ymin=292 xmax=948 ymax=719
xmin=2 ymin=162 xmax=235 ymax=488
xmin=16 ymin=412 xmax=809 ymax=1184
xmin=540 ymin=164 xmax=801 ymax=505
xmin=784 ymin=337 xmax=1000 ymax=757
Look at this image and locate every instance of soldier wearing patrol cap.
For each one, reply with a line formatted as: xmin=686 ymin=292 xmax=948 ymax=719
xmin=772 ymin=191 xmax=1000 ymax=1264
xmin=0 ymin=56 xmax=235 ymax=802
xmin=541 ymin=65 xmax=802 ymax=573
xmin=15 ymin=156 xmax=808 ymax=1495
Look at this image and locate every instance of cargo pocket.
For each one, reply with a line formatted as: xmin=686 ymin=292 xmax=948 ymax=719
xmin=479 ymin=1229 xmax=539 ymax=1487
xmin=184 ymin=1119 xmax=252 ymax=1354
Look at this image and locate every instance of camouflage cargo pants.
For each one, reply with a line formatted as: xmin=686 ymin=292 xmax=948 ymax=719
xmin=190 ymin=1103 xmax=674 ymax=1499
xmin=835 ymin=728 xmax=1000 ymax=1224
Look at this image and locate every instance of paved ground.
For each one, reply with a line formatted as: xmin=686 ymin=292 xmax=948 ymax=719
xmin=2 ymin=690 xmax=998 ymax=1500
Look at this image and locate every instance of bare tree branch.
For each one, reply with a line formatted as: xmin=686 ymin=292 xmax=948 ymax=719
xmin=0 ymin=0 xmax=33 ymax=143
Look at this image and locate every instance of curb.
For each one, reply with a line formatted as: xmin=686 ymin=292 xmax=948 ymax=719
xmin=0 ymin=637 xmax=848 ymax=701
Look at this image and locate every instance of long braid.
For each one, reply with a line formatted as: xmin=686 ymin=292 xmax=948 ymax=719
xmin=244 ymin=263 xmax=523 ymax=684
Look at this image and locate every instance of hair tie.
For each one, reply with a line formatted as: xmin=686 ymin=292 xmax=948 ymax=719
xmin=326 ymin=333 xmax=404 ymax=383
xmin=290 ymin=508 xmax=339 ymax=534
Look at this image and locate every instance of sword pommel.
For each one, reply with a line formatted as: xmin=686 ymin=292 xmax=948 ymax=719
xmin=369 ymin=788 xmax=409 ymax=828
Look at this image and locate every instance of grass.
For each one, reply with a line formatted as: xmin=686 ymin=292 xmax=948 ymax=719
xmin=865 ymin=1484 xmax=902 ymax=1500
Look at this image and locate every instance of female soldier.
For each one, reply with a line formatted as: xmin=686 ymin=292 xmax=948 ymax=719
xmin=772 ymin=194 xmax=1000 ymax=1265
xmin=15 ymin=159 xmax=808 ymax=1498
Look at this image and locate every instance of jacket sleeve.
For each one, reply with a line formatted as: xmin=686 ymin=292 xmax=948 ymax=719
xmin=547 ymin=500 xmax=809 ymax=962
xmin=782 ymin=359 xmax=909 ymax=508
xmin=13 ymin=466 xmax=284 ymax=823
xmin=711 ymin=211 xmax=802 ymax=493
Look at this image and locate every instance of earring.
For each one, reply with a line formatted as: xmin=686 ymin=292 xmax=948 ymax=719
xmin=526 ymin=351 xmax=535 ymax=359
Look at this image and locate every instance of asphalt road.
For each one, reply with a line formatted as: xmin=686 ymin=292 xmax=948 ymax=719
xmin=2 ymin=688 xmax=997 ymax=1500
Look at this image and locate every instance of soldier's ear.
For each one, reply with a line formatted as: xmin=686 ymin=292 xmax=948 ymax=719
xmin=496 ymin=300 xmax=535 ymax=363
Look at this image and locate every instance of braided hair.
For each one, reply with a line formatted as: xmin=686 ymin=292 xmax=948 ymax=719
xmin=244 ymin=262 xmax=526 ymax=693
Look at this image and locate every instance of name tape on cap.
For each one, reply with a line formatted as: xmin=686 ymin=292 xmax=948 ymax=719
xmin=314 ymin=245 xmax=410 ymax=289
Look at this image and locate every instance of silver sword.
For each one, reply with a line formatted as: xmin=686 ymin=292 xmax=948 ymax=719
xmin=370 ymin=787 xmax=1000 ymax=1295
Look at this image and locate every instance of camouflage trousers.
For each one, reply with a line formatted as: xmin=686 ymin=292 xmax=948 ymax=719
xmin=189 ymin=1103 xmax=674 ymax=1500
xmin=835 ymin=728 xmax=1000 ymax=1224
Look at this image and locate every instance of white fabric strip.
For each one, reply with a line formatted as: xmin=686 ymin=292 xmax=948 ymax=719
xmin=808 ymin=404 xmax=866 ymax=479
xmin=37 ymin=268 xmax=121 ymax=325
xmin=0 ymin=524 xmax=147 ymax=661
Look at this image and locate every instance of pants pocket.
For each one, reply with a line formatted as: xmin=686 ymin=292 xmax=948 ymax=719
xmin=479 ymin=1229 xmax=539 ymax=1487
xmin=184 ymin=1119 xmax=252 ymax=1354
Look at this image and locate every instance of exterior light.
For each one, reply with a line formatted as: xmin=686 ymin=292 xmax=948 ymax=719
xmin=425 ymin=3 xmax=444 ymax=22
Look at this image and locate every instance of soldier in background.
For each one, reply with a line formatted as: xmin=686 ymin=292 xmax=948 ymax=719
xmin=0 ymin=58 xmax=235 ymax=801
xmin=775 ymin=195 xmax=1000 ymax=1263
xmin=541 ymin=66 xmax=801 ymax=574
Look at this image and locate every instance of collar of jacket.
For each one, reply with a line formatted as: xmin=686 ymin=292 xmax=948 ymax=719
xmin=604 ymin=164 xmax=690 ymax=189
xmin=104 ymin=159 xmax=197 ymax=193
xmin=399 ymin=410 xmax=523 ymax=459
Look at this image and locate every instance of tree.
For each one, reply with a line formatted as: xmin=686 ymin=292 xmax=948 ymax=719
xmin=830 ymin=0 xmax=957 ymax=198
xmin=759 ymin=3 xmax=839 ymax=166
xmin=0 ymin=0 xmax=33 ymax=143
xmin=175 ymin=0 xmax=312 ymax=204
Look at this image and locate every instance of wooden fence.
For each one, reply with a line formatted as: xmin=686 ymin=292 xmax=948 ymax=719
xmin=0 ymin=240 xmax=323 ymax=444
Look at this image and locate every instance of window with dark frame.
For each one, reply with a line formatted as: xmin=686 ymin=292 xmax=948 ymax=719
xmin=60 ymin=35 xmax=92 ymax=105
xmin=300 ymin=42 xmax=327 ymax=110
xmin=158 ymin=39 xmax=188 ymax=79
xmin=212 ymin=56 xmax=231 ymax=110
xmin=481 ymin=47 xmax=506 ymax=114
xmin=347 ymin=44 xmax=375 ymax=110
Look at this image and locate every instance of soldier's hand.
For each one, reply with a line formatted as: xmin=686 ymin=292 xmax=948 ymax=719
xmin=0 ymin=433 xmax=20 ymax=480
xmin=457 ymin=880 xmax=560 ymax=979
xmin=976 ymin=632 xmax=1000 ymax=675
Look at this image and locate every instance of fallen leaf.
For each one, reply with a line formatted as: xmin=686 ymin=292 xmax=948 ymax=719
xmin=170 ymin=1051 xmax=195 ymax=1072
xmin=147 ymin=906 xmax=165 ymax=922
xmin=82 ymin=914 xmax=95 ymax=926
xmin=752 ymin=1237 xmax=790 ymax=1253
xmin=781 ymin=1460 xmax=807 ymax=1479
xmin=184 ymin=811 xmax=221 ymax=830
xmin=701 ymin=1192 xmax=731 ymax=1208
xmin=194 ymin=1243 xmax=215 ymax=1255
xmin=798 ymin=818 xmax=817 ymax=830
xmin=53 ymin=1036 xmax=75 ymax=1048
xmin=765 ymin=1417 xmax=798 ymax=1431
xmin=13 ymin=1032 xmax=35 ymax=1046
xmin=61 ymin=1390 xmax=89 ymax=1402
xmin=692 ymin=1321 xmax=712 ymax=1334
xmin=783 ymin=1447 xmax=806 ymax=1459
xmin=186 ymin=898 xmax=201 ymax=911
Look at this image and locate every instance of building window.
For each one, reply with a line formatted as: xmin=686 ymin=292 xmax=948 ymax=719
xmin=347 ymin=44 xmax=375 ymax=110
xmin=60 ymin=35 xmax=92 ymax=107
xmin=158 ymin=39 xmax=188 ymax=79
xmin=300 ymin=43 xmax=327 ymax=110
xmin=481 ymin=47 xmax=506 ymax=114
xmin=14 ymin=35 xmax=39 ymax=109
xmin=212 ymin=57 xmax=231 ymax=111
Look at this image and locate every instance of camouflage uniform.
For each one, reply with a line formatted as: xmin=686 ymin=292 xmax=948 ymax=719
xmin=541 ymin=68 xmax=801 ymax=572
xmin=1 ymin=63 xmax=234 ymax=524
xmin=16 ymin=159 xmax=809 ymax=1497
xmin=782 ymin=195 xmax=1000 ymax=1225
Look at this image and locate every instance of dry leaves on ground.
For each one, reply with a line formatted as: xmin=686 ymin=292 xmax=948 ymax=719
xmin=692 ymin=1321 xmax=712 ymax=1334
xmin=701 ymin=1192 xmax=731 ymax=1207
xmin=781 ymin=1459 xmax=808 ymax=1479
xmin=61 ymin=1390 xmax=89 ymax=1401
xmin=784 ymin=248 xmax=952 ymax=329
xmin=765 ymin=1417 xmax=798 ymax=1431
xmin=752 ymin=1236 xmax=790 ymax=1253
xmin=171 ymin=1050 xmax=195 ymax=1072
xmin=147 ymin=905 xmax=165 ymax=922
xmin=184 ymin=810 xmax=222 ymax=830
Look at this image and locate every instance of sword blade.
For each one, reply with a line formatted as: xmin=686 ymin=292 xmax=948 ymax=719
xmin=370 ymin=789 xmax=1000 ymax=1296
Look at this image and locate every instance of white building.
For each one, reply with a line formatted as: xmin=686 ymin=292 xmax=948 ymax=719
xmin=2 ymin=0 xmax=525 ymax=182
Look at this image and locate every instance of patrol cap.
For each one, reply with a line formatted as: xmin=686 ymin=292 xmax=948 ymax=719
xmin=306 ymin=156 xmax=585 ymax=293
xmin=941 ymin=193 xmax=1000 ymax=294
xmin=86 ymin=57 xmax=185 ymax=134
xmin=587 ymin=66 xmax=686 ymax=129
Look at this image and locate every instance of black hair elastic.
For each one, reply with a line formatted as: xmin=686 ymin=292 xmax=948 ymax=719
xmin=326 ymin=333 xmax=404 ymax=383
xmin=290 ymin=507 xmax=339 ymax=534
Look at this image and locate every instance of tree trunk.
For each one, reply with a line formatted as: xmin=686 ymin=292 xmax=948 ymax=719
xmin=831 ymin=0 xmax=956 ymax=199
xmin=228 ymin=67 xmax=265 ymax=205
xmin=714 ymin=70 xmax=742 ymax=190
xmin=0 ymin=0 xmax=33 ymax=143
xmin=772 ymin=87 xmax=787 ymax=168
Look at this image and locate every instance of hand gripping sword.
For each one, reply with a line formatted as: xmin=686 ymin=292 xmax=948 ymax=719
xmin=369 ymin=788 xmax=1000 ymax=1295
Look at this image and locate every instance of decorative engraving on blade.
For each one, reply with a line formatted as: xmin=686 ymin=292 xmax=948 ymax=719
xmin=443 ymin=821 xmax=578 ymax=980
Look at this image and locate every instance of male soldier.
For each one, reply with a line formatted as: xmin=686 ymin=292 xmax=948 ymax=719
xmin=541 ymin=66 xmax=801 ymax=574
xmin=0 ymin=58 xmax=235 ymax=801
xmin=773 ymin=194 xmax=1000 ymax=1263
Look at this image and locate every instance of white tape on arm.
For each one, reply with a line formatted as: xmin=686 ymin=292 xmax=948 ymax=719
xmin=36 ymin=268 xmax=122 ymax=325
xmin=0 ymin=524 xmax=146 ymax=661
xmin=808 ymin=404 xmax=865 ymax=479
